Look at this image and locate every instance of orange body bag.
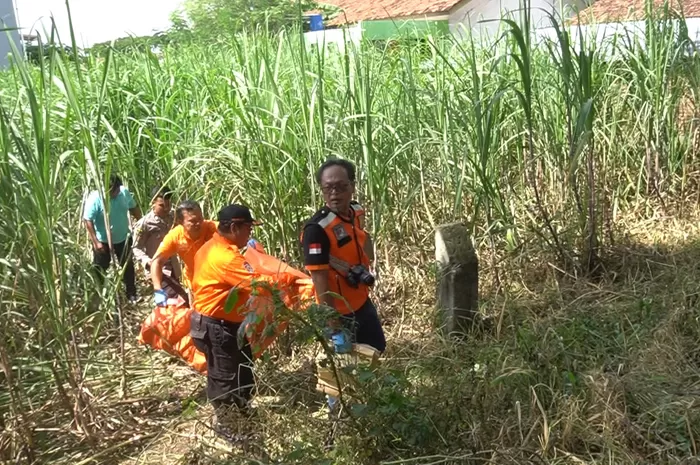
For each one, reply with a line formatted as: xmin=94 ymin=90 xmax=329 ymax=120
xmin=138 ymin=247 xmax=315 ymax=374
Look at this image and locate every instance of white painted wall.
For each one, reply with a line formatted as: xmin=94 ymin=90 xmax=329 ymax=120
xmin=449 ymin=0 xmax=588 ymax=41
xmin=302 ymin=0 xmax=700 ymax=58
xmin=0 ymin=0 xmax=22 ymax=68
xmin=534 ymin=17 xmax=700 ymax=57
xmin=304 ymin=23 xmax=363 ymax=53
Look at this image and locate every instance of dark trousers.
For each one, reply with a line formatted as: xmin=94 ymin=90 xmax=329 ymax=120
xmin=341 ymin=298 xmax=387 ymax=353
xmin=190 ymin=311 xmax=255 ymax=410
xmin=144 ymin=262 xmax=189 ymax=304
xmin=92 ymin=237 xmax=137 ymax=298
xmin=161 ymin=273 xmax=189 ymax=305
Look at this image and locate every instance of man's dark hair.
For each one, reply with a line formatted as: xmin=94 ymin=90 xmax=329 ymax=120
xmin=316 ymin=158 xmax=356 ymax=184
xmin=218 ymin=220 xmax=229 ymax=233
xmin=109 ymin=174 xmax=122 ymax=191
xmin=175 ymin=199 xmax=201 ymax=223
xmin=150 ymin=185 xmax=173 ymax=202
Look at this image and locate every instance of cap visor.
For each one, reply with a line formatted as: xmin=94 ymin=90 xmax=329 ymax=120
xmin=231 ymin=218 xmax=263 ymax=226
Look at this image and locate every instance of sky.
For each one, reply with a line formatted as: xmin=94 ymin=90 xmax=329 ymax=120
xmin=14 ymin=0 xmax=185 ymax=48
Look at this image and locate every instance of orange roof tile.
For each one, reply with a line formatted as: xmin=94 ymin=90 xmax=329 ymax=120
xmin=318 ymin=0 xmax=463 ymax=25
xmin=572 ymin=0 xmax=700 ymax=24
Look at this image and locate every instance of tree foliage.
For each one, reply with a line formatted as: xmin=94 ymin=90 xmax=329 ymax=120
xmin=182 ymin=0 xmax=322 ymax=37
xmin=88 ymin=12 xmax=194 ymax=56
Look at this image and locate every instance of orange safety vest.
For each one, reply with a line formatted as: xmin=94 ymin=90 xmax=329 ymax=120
xmin=302 ymin=202 xmax=371 ymax=315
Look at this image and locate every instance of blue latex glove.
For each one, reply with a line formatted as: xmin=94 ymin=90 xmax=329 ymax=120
xmin=331 ymin=330 xmax=352 ymax=354
xmin=154 ymin=289 xmax=168 ymax=307
xmin=327 ymin=395 xmax=339 ymax=412
xmin=322 ymin=326 xmax=334 ymax=339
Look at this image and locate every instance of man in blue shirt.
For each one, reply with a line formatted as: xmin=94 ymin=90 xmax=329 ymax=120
xmin=83 ymin=174 xmax=143 ymax=303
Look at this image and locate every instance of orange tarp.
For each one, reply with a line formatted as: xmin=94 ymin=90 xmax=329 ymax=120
xmin=137 ymin=296 xmax=208 ymax=373
xmin=138 ymin=247 xmax=315 ymax=374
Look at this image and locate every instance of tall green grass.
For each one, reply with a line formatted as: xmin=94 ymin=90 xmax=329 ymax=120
xmin=1 ymin=0 xmax=699 ymax=461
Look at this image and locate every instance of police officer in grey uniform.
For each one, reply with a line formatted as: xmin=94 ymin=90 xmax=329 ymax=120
xmin=132 ymin=186 xmax=184 ymax=300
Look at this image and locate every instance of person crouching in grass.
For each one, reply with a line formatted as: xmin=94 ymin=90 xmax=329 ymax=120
xmin=149 ymin=199 xmax=217 ymax=307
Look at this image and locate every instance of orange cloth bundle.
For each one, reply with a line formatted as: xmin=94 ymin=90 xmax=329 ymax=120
xmin=240 ymin=247 xmax=315 ymax=357
xmin=137 ymin=296 xmax=208 ymax=373
xmin=138 ymin=247 xmax=315 ymax=374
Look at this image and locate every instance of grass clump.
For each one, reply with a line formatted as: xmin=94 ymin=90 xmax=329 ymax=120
xmin=2 ymin=0 xmax=700 ymax=463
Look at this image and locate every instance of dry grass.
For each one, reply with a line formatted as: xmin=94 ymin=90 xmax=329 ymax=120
xmin=5 ymin=8 xmax=700 ymax=462
xmin=3 ymin=201 xmax=699 ymax=464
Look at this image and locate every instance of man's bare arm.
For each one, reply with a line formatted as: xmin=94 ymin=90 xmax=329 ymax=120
xmin=357 ymin=213 xmax=375 ymax=263
xmin=310 ymin=268 xmax=345 ymax=330
xmin=309 ymin=269 xmax=334 ymax=309
xmin=364 ymin=233 xmax=375 ymax=264
xmin=131 ymin=221 xmax=151 ymax=266
xmin=150 ymin=253 xmax=168 ymax=290
xmin=84 ymin=220 xmax=104 ymax=251
xmin=129 ymin=206 xmax=143 ymax=221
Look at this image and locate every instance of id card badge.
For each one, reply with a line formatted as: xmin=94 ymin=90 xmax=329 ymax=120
xmin=333 ymin=224 xmax=352 ymax=247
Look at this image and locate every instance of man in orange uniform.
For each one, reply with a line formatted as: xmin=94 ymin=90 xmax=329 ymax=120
xmin=150 ymin=199 xmax=217 ymax=307
xmin=301 ymin=159 xmax=386 ymax=353
xmin=190 ymin=204 xmax=286 ymax=418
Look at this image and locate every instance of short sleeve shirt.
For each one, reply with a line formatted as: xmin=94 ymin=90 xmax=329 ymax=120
xmin=301 ymin=202 xmax=365 ymax=271
xmin=301 ymin=224 xmax=331 ymax=270
xmin=154 ymin=220 xmax=218 ymax=287
xmin=132 ymin=210 xmax=180 ymax=278
xmin=192 ymin=232 xmax=259 ymax=322
xmin=300 ymin=203 xmax=371 ymax=314
xmin=83 ymin=186 xmax=137 ymax=244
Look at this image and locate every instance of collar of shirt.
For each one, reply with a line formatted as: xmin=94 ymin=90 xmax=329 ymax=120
xmin=212 ymin=231 xmax=242 ymax=252
xmin=146 ymin=210 xmax=172 ymax=224
xmin=328 ymin=207 xmax=354 ymax=223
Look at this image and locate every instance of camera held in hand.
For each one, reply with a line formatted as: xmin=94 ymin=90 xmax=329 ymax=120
xmin=345 ymin=265 xmax=375 ymax=288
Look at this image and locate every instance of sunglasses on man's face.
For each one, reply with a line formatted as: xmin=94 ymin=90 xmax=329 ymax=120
xmin=321 ymin=183 xmax=352 ymax=194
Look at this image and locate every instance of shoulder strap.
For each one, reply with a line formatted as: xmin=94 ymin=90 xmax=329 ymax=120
xmin=350 ymin=202 xmax=364 ymax=216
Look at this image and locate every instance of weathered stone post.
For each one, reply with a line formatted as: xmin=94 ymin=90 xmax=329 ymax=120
xmin=435 ymin=222 xmax=479 ymax=336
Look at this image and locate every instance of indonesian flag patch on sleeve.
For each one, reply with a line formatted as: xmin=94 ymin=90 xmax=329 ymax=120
xmin=309 ymin=243 xmax=322 ymax=255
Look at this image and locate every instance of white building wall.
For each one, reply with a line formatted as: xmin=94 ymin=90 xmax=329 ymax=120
xmin=304 ymin=23 xmax=363 ymax=53
xmin=0 ymin=0 xmax=22 ymax=69
xmin=534 ymin=17 xmax=700 ymax=57
xmin=449 ymin=0 xmax=589 ymax=41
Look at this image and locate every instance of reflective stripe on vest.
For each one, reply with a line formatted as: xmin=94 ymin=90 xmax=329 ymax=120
xmin=321 ymin=210 xmax=370 ymax=314
xmin=329 ymin=255 xmax=352 ymax=274
xmin=318 ymin=212 xmax=337 ymax=229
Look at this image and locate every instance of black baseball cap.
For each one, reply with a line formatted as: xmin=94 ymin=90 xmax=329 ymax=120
xmin=217 ymin=204 xmax=262 ymax=225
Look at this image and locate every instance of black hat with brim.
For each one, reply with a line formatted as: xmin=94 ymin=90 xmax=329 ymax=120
xmin=217 ymin=204 xmax=262 ymax=225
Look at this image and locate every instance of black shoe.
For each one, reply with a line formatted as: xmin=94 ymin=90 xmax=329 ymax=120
xmin=211 ymin=415 xmax=250 ymax=445
xmin=213 ymin=423 xmax=245 ymax=443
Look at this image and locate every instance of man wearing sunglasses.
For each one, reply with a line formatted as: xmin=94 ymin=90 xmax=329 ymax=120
xmin=301 ymin=159 xmax=387 ymax=360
